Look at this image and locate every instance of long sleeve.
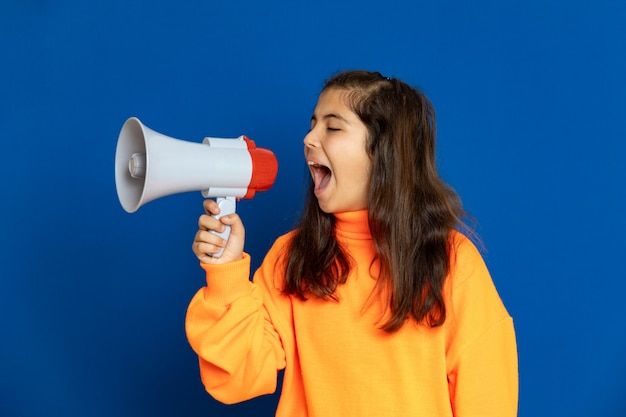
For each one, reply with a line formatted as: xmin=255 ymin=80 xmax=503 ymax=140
xmin=185 ymin=253 xmax=286 ymax=404
xmin=445 ymin=236 xmax=519 ymax=416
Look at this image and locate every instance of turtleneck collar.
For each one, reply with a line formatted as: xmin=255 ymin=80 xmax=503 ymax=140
xmin=334 ymin=210 xmax=372 ymax=241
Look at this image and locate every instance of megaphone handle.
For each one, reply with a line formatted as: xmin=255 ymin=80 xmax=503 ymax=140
xmin=211 ymin=196 xmax=237 ymax=258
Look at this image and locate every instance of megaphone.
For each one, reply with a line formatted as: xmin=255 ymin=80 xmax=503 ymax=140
xmin=115 ymin=117 xmax=278 ymax=255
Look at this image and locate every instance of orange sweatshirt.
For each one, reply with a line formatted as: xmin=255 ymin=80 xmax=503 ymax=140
xmin=186 ymin=210 xmax=518 ymax=416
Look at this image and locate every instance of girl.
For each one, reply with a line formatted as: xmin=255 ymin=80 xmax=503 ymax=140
xmin=186 ymin=70 xmax=518 ymax=416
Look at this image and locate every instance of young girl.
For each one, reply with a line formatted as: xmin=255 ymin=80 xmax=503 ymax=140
xmin=186 ymin=70 xmax=518 ymax=416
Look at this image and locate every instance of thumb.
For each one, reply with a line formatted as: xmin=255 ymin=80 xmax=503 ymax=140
xmin=217 ymin=213 xmax=245 ymax=261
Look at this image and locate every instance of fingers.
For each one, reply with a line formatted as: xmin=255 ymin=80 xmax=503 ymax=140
xmin=192 ymin=229 xmax=227 ymax=263
xmin=203 ymin=199 xmax=220 ymax=216
xmin=198 ymin=212 xmax=227 ymax=233
xmin=193 ymin=200 xmax=245 ymax=264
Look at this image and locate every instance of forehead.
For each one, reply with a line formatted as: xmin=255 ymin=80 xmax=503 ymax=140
xmin=313 ymin=89 xmax=357 ymax=119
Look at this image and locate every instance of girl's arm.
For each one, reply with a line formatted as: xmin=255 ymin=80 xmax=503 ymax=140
xmin=186 ymin=199 xmax=286 ymax=404
xmin=185 ymin=255 xmax=285 ymax=404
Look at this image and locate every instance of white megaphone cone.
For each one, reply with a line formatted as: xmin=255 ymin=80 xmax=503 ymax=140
xmin=114 ymin=117 xmax=278 ymax=256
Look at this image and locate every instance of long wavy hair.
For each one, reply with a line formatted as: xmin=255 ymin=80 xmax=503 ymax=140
xmin=282 ymin=70 xmax=469 ymax=333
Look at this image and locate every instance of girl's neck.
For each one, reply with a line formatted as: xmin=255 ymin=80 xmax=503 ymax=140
xmin=334 ymin=210 xmax=371 ymax=241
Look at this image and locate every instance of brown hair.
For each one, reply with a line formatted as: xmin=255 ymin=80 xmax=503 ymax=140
xmin=283 ymin=70 xmax=469 ymax=332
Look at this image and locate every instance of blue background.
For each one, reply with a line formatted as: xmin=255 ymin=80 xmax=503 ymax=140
xmin=1 ymin=1 xmax=625 ymax=416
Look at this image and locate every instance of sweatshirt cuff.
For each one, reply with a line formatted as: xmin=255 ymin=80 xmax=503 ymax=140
xmin=199 ymin=253 xmax=252 ymax=306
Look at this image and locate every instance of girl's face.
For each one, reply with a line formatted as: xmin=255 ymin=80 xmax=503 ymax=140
xmin=304 ymin=89 xmax=371 ymax=213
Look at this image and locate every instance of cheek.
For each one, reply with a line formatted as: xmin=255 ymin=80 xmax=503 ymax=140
xmin=346 ymin=161 xmax=372 ymax=200
xmin=355 ymin=154 xmax=373 ymax=180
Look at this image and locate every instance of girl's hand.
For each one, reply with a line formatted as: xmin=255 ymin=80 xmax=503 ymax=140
xmin=192 ymin=199 xmax=245 ymax=264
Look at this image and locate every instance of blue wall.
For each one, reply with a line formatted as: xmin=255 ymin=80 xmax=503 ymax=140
xmin=1 ymin=1 xmax=625 ymax=416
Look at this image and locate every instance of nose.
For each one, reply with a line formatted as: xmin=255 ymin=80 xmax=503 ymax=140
xmin=303 ymin=128 xmax=318 ymax=148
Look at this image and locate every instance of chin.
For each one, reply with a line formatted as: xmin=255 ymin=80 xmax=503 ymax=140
xmin=314 ymin=198 xmax=335 ymax=214
xmin=316 ymin=203 xmax=333 ymax=214
xmin=317 ymin=202 xmax=365 ymax=215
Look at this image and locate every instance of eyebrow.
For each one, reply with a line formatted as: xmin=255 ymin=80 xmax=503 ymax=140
xmin=310 ymin=113 xmax=350 ymax=124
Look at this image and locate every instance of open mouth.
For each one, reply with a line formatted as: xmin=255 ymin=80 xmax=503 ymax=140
xmin=307 ymin=161 xmax=332 ymax=192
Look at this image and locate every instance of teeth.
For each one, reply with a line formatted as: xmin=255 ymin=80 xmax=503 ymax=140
xmin=308 ymin=160 xmax=331 ymax=172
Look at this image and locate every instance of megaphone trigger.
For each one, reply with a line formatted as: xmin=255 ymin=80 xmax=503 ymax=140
xmin=210 ymin=197 xmax=237 ymax=258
